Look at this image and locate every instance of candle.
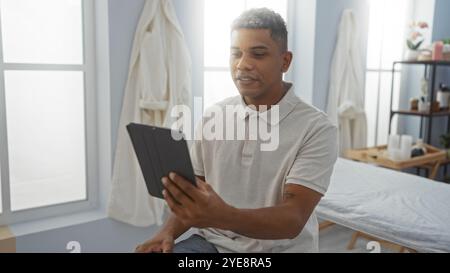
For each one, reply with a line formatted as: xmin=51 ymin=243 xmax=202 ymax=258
xmin=388 ymin=134 xmax=401 ymax=160
xmin=400 ymin=135 xmax=413 ymax=160
xmin=390 ymin=149 xmax=403 ymax=161
xmin=388 ymin=134 xmax=400 ymax=153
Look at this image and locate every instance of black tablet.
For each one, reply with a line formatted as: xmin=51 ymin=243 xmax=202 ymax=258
xmin=126 ymin=123 xmax=197 ymax=199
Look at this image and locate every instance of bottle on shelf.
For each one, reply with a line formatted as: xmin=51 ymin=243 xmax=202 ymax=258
xmin=432 ymin=41 xmax=444 ymax=61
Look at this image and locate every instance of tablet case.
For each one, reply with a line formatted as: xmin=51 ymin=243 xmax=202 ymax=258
xmin=126 ymin=123 xmax=197 ymax=199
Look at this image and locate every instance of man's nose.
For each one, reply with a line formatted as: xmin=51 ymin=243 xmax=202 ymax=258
xmin=236 ymin=54 xmax=254 ymax=71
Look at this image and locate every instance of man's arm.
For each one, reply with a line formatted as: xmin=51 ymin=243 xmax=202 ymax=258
xmin=221 ymin=183 xmax=321 ymax=240
xmin=157 ymin=212 xmax=190 ymax=238
xmin=162 ymin=173 xmax=322 ymax=240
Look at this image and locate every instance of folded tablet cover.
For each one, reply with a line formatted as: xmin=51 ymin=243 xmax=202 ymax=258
xmin=126 ymin=123 xmax=196 ymax=199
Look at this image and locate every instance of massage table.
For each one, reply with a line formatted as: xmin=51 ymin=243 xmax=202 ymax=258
xmin=316 ymin=158 xmax=450 ymax=253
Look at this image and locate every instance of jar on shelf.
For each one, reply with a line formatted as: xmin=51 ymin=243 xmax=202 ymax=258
xmin=418 ymin=97 xmax=430 ymax=112
xmin=410 ymin=98 xmax=419 ymax=111
xmin=437 ymin=83 xmax=450 ymax=110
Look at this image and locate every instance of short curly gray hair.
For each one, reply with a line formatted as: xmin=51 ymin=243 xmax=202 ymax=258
xmin=231 ymin=8 xmax=288 ymax=52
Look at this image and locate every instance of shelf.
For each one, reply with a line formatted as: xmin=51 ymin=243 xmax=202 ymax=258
xmin=394 ymin=60 xmax=450 ymax=66
xmin=344 ymin=144 xmax=446 ymax=171
xmin=392 ymin=110 xmax=450 ymax=117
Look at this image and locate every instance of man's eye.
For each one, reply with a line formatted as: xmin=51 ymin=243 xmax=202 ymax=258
xmin=231 ymin=52 xmax=241 ymax=57
xmin=253 ymin=52 xmax=266 ymax=57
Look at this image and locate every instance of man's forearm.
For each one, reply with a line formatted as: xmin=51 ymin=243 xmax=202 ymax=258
xmin=219 ymin=205 xmax=305 ymax=240
xmin=158 ymin=212 xmax=191 ymax=239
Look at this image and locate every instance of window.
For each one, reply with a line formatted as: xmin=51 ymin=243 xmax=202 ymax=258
xmin=365 ymin=0 xmax=411 ymax=146
xmin=0 ymin=0 xmax=96 ymax=224
xmin=203 ymin=0 xmax=288 ymax=109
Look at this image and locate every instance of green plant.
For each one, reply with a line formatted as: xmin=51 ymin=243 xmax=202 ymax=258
xmin=407 ymin=39 xmax=424 ymax=50
xmin=443 ymin=39 xmax=450 ymax=45
xmin=440 ymin=134 xmax=450 ymax=149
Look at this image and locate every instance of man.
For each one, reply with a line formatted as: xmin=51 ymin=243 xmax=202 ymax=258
xmin=135 ymin=8 xmax=337 ymax=253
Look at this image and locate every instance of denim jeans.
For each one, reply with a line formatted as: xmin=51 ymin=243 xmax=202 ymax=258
xmin=173 ymin=234 xmax=219 ymax=253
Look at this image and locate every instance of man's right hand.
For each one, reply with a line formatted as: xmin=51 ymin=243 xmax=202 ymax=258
xmin=134 ymin=232 xmax=175 ymax=253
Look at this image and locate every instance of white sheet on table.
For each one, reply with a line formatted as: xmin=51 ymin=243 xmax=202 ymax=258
xmin=317 ymin=158 xmax=450 ymax=252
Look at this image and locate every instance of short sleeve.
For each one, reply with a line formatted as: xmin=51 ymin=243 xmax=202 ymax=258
xmin=285 ymin=120 xmax=338 ymax=195
xmin=189 ymin=121 xmax=205 ymax=177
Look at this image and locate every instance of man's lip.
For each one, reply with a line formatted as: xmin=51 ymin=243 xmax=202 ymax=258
xmin=235 ymin=76 xmax=258 ymax=81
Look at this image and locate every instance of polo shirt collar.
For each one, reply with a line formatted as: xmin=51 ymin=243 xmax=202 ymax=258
xmin=238 ymin=82 xmax=299 ymax=126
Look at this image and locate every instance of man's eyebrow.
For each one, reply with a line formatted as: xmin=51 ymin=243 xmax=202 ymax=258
xmin=230 ymin=46 xmax=269 ymax=50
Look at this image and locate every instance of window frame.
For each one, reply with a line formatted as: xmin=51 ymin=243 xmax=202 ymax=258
xmin=364 ymin=0 xmax=412 ymax=146
xmin=0 ymin=0 xmax=98 ymax=225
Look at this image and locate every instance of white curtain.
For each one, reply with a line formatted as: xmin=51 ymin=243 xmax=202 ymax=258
xmin=108 ymin=0 xmax=192 ymax=227
xmin=326 ymin=9 xmax=367 ymax=156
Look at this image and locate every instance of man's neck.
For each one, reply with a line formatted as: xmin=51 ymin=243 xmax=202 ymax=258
xmin=243 ymin=82 xmax=289 ymax=111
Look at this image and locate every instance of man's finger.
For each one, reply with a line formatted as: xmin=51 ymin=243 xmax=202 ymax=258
xmin=151 ymin=247 xmax=163 ymax=253
xmin=145 ymin=246 xmax=161 ymax=253
xmin=136 ymin=244 xmax=158 ymax=253
xmin=163 ymin=176 xmax=195 ymax=206
xmin=162 ymin=242 xmax=173 ymax=253
xmin=195 ymin=177 xmax=209 ymax=190
xmin=169 ymin=172 xmax=200 ymax=199
xmin=163 ymin=189 xmax=184 ymax=216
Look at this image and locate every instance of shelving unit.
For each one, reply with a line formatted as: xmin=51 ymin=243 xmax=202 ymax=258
xmin=388 ymin=60 xmax=450 ymax=144
xmin=388 ymin=60 xmax=450 ymax=181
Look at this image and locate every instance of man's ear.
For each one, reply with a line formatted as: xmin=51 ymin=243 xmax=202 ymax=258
xmin=281 ymin=51 xmax=293 ymax=73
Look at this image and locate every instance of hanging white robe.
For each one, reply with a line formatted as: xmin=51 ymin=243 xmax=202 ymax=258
xmin=108 ymin=0 xmax=192 ymax=227
xmin=326 ymin=9 xmax=367 ymax=156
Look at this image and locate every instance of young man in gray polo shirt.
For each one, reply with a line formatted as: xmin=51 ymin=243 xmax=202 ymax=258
xmin=136 ymin=8 xmax=338 ymax=253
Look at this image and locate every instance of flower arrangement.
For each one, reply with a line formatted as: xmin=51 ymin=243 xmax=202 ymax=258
xmin=407 ymin=21 xmax=429 ymax=50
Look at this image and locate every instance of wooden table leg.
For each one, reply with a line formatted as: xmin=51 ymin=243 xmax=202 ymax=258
xmin=319 ymin=221 xmax=336 ymax=231
xmin=347 ymin=231 xmax=361 ymax=250
xmin=429 ymin=161 xmax=441 ymax=180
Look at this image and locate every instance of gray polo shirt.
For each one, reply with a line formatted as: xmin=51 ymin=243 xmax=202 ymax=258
xmin=190 ymin=84 xmax=338 ymax=253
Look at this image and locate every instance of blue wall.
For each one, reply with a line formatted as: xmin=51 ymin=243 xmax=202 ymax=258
xmin=109 ymin=0 xmax=146 ymax=159
xmin=312 ymin=0 xmax=370 ymax=111
xmin=433 ymin=0 xmax=450 ymax=41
